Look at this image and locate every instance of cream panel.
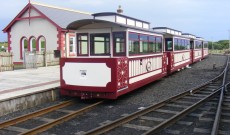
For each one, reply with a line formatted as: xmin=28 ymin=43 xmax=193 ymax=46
xmin=194 ymin=50 xmax=202 ymax=59
xmin=204 ymin=49 xmax=208 ymax=56
xmin=153 ymin=29 xmax=166 ymax=33
xmin=63 ymin=62 xmax=111 ymax=87
xmin=143 ymin=23 xmax=149 ymax=29
xmin=136 ymin=21 xmax=142 ymax=28
xmin=129 ymin=56 xmax=162 ymax=78
xmin=127 ymin=19 xmax=135 ymax=26
xmin=116 ymin=16 xmax=126 ymax=24
xmin=10 ymin=18 xmax=58 ymax=62
xmin=174 ymin=52 xmax=190 ymax=67
xmin=95 ymin=16 xmax=115 ymax=22
xmin=174 ymin=52 xmax=190 ymax=63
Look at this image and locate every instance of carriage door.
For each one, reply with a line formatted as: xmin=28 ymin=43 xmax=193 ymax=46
xmin=165 ymin=38 xmax=173 ymax=70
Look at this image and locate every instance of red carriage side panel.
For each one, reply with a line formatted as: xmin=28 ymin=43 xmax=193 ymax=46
xmin=60 ymin=57 xmax=129 ymax=99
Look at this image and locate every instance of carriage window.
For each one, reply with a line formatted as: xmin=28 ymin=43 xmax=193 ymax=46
xmin=69 ymin=37 xmax=76 ymax=53
xmin=113 ymin=32 xmax=126 ymax=56
xmin=77 ymin=34 xmax=88 ymax=56
xmin=195 ymin=41 xmax=202 ymax=49
xmin=90 ymin=33 xmax=110 ymax=55
xmin=174 ymin=38 xmax=190 ymax=50
xmin=203 ymin=42 xmax=208 ymax=48
xmin=174 ymin=38 xmax=179 ymax=50
xmin=180 ymin=40 xmax=185 ymax=50
xmin=149 ymin=36 xmax=156 ymax=52
xmin=156 ymin=37 xmax=162 ymax=52
xmin=129 ymin=33 xmax=139 ymax=55
xmin=165 ymin=38 xmax=172 ymax=51
xmin=140 ymin=35 xmax=148 ymax=53
xmin=186 ymin=40 xmax=190 ymax=49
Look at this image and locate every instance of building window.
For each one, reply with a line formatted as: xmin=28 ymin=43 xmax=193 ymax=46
xmin=20 ymin=37 xmax=28 ymax=59
xmin=38 ymin=36 xmax=46 ymax=52
xmin=29 ymin=37 xmax=36 ymax=52
xmin=90 ymin=33 xmax=110 ymax=55
xmin=113 ymin=32 xmax=126 ymax=56
xmin=77 ymin=34 xmax=88 ymax=56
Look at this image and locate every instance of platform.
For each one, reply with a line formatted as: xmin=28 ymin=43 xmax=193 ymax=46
xmin=0 ymin=66 xmax=60 ymax=101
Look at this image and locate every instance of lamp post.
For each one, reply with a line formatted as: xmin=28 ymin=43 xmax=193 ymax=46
xmin=229 ymin=30 xmax=230 ymax=50
xmin=211 ymin=37 xmax=214 ymax=53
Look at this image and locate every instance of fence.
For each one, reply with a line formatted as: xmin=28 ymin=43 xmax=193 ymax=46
xmin=24 ymin=50 xmax=59 ymax=69
xmin=0 ymin=52 xmax=13 ymax=72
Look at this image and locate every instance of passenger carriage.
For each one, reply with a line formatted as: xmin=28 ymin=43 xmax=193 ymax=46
xmin=202 ymin=41 xmax=209 ymax=58
xmin=60 ymin=13 xmax=167 ymax=99
xmin=183 ymin=34 xmax=203 ymax=63
xmin=153 ymin=27 xmax=192 ymax=74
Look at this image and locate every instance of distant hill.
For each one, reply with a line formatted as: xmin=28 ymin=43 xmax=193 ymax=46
xmin=208 ymin=40 xmax=229 ymax=50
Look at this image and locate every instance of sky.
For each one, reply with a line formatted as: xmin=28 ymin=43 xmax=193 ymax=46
xmin=0 ymin=0 xmax=230 ymax=42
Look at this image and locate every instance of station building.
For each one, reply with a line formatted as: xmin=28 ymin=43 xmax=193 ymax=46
xmin=2 ymin=2 xmax=92 ymax=65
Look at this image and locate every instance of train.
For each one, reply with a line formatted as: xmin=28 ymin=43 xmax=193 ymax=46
xmin=60 ymin=12 xmax=209 ymax=99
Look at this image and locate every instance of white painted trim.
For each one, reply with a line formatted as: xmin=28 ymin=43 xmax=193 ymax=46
xmin=127 ymin=29 xmax=163 ymax=37
xmin=129 ymin=69 xmax=162 ymax=84
xmin=117 ymin=86 xmax=129 ymax=92
xmin=128 ymin=53 xmax=163 ymax=58
xmin=174 ymin=59 xmax=190 ymax=67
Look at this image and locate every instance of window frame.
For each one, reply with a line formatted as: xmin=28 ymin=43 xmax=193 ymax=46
xmin=90 ymin=33 xmax=111 ymax=56
xmin=128 ymin=32 xmax=163 ymax=56
xmin=113 ymin=32 xmax=126 ymax=56
xmin=174 ymin=37 xmax=190 ymax=51
xmin=155 ymin=36 xmax=162 ymax=53
xmin=77 ymin=33 xmax=89 ymax=56
xmin=129 ymin=32 xmax=140 ymax=55
xmin=165 ymin=38 xmax=173 ymax=51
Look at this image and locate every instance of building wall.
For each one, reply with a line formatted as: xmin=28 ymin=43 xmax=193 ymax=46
xmin=10 ymin=9 xmax=59 ymax=63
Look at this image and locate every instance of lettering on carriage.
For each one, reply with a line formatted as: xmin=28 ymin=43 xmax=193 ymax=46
xmin=80 ymin=70 xmax=87 ymax=78
xmin=146 ymin=61 xmax=151 ymax=71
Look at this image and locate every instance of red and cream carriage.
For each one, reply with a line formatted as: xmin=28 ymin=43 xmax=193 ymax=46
xmin=153 ymin=27 xmax=192 ymax=74
xmin=60 ymin=13 xmax=167 ymax=99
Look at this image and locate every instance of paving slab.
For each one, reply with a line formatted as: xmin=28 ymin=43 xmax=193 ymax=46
xmin=0 ymin=66 xmax=60 ymax=101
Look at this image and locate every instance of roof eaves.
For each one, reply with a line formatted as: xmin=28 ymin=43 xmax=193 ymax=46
xmin=31 ymin=2 xmax=92 ymax=15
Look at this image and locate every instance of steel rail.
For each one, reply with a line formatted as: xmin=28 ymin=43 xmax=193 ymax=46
xmin=20 ymin=100 xmax=103 ymax=135
xmin=0 ymin=100 xmax=74 ymax=129
xmin=85 ymin=79 xmax=224 ymax=135
xmin=143 ymin=87 xmax=222 ymax=135
xmin=211 ymin=56 xmax=229 ymax=135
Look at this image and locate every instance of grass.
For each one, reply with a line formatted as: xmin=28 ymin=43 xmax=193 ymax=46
xmin=0 ymin=42 xmax=8 ymax=52
xmin=209 ymin=49 xmax=230 ymax=54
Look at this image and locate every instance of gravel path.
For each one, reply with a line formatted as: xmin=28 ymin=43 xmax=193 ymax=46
xmin=0 ymin=54 xmax=227 ymax=135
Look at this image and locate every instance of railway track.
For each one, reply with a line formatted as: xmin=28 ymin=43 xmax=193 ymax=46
xmin=0 ymin=100 xmax=103 ymax=135
xmin=84 ymin=56 xmax=230 ymax=135
xmin=217 ymin=83 xmax=230 ymax=135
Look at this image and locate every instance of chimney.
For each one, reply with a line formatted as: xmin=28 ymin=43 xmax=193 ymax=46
xmin=117 ymin=5 xmax=123 ymax=14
